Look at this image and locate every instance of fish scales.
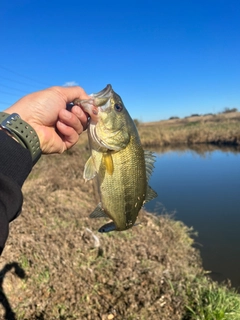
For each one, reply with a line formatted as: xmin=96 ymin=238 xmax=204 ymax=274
xmin=97 ymin=136 xmax=146 ymax=230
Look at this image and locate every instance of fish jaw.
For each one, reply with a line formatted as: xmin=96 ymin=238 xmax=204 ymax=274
xmin=93 ymin=84 xmax=112 ymax=98
xmin=72 ymin=98 xmax=99 ymax=122
xmin=85 ymin=84 xmax=112 ymax=122
xmin=72 ymin=85 xmax=112 ymax=123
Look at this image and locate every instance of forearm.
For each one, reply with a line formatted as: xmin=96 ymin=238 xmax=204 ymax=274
xmin=0 ymin=130 xmax=33 ymax=254
xmin=0 ymin=85 xmax=89 ymax=254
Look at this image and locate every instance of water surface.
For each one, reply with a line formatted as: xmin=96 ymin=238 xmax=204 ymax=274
xmin=145 ymin=145 xmax=240 ymax=289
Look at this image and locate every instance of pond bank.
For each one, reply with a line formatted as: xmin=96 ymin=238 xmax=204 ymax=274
xmin=1 ymin=135 xmax=240 ymax=319
xmin=138 ymin=112 xmax=240 ymax=148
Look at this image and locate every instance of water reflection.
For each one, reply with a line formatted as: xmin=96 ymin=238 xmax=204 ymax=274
xmin=147 ymin=144 xmax=240 ymax=156
xmin=145 ymin=144 xmax=240 ymax=290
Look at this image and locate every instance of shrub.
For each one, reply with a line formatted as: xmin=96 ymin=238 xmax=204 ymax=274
xmin=169 ymin=116 xmax=180 ymax=120
xmin=190 ymin=114 xmax=201 ymax=117
xmin=222 ymin=107 xmax=238 ymax=114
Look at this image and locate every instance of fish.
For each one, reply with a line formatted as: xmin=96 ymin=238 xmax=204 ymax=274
xmin=73 ymin=84 xmax=157 ymax=233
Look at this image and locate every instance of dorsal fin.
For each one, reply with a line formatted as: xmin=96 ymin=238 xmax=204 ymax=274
xmin=144 ymin=150 xmax=156 ymax=181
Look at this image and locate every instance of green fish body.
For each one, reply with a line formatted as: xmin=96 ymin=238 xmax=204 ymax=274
xmin=78 ymin=85 xmax=157 ymax=232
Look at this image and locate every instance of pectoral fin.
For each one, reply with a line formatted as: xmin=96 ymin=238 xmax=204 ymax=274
xmin=102 ymin=152 xmax=114 ymax=175
xmin=144 ymin=185 xmax=158 ymax=204
xmin=83 ymin=156 xmax=96 ymax=181
xmin=89 ymin=203 xmax=109 ymax=219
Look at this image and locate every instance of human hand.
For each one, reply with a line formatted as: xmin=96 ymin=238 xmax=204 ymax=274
xmin=4 ymin=86 xmax=89 ymax=154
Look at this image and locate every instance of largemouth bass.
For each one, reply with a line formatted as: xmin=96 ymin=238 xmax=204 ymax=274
xmin=74 ymin=84 xmax=157 ymax=233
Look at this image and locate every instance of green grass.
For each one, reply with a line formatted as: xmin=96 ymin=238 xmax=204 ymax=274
xmin=19 ymin=254 xmax=30 ymax=270
xmin=184 ymin=277 xmax=240 ymax=320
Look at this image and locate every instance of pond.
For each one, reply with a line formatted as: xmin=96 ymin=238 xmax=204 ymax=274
xmin=144 ymin=145 xmax=240 ymax=290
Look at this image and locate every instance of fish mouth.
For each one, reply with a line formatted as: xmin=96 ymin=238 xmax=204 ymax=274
xmin=93 ymin=84 xmax=112 ymax=98
xmin=88 ymin=84 xmax=122 ymax=151
xmin=91 ymin=84 xmax=113 ymax=110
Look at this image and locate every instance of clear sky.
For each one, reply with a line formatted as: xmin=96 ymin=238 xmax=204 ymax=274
xmin=0 ymin=0 xmax=240 ymax=121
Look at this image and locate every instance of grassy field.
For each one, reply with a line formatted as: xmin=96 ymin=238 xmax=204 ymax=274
xmin=1 ymin=116 xmax=240 ymax=319
xmin=138 ymin=111 xmax=240 ymax=147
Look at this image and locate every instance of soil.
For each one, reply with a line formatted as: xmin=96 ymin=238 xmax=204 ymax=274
xmin=0 ymin=135 xmax=203 ymax=319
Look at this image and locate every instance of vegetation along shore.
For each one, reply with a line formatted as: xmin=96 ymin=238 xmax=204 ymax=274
xmin=1 ymin=111 xmax=240 ymax=319
xmin=138 ymin=110 xmax=240 ymax=148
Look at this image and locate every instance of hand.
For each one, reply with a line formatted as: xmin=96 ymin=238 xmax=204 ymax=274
xmin=4 ymin=86 xmax=89 ymax=154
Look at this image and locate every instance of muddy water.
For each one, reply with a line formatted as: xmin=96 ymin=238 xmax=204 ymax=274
xmin=145 ymin=145 xmax=240 ymax=290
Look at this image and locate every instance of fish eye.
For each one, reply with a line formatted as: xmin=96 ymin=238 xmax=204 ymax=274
xmin=114 ymin=103 xmax=123 ymax=112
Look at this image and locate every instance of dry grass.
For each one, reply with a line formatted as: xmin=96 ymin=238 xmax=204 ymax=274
xmin=138 ymin=112 xmax=240 ymax=147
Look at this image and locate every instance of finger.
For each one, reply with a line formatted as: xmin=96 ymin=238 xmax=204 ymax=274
xmin=71 ymin=105 xmax=88 ymax=130
xmin=51 ymin=86 xmax=91 ymax=103
xmin=56 ymin=121 xmax=79 ymax=148
xmin=58 ymin=109 xmax=84 ymax=135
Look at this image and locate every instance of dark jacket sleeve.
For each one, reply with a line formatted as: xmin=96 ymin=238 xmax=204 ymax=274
xmin=0 ymin=130 xmax=33 ymax=255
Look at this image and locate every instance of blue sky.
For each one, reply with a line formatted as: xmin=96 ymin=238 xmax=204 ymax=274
xmin=0 ymin=0 xmax=240 ymax=121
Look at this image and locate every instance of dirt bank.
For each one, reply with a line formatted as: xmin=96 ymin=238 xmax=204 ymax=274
xmin=0 ymin=136 xmax=204 ymax=319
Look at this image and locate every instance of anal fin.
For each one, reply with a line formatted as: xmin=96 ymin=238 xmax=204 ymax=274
xmin=144 ymin=185 xmax=158 ymax=204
